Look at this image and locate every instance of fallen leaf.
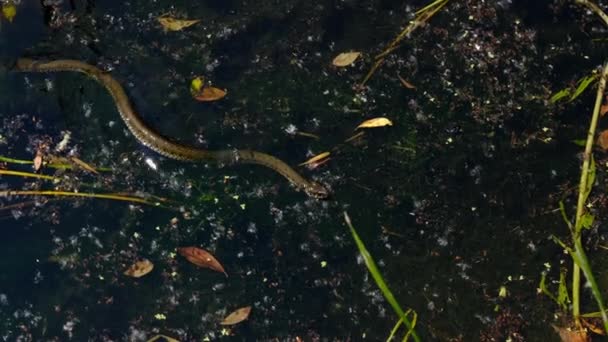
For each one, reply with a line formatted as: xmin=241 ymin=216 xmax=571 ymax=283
xmin=190 ymin=77 xmax=205 ymax=94
xmin=581 ymin=318 xmax=605 ymax=335
xmin=147 ymin=335 xmax=179 ymax=342
xmin=356 ymin=117 xmax=393 ymax=129
xmin=299 ymin=152 xmax=330 ymax=166
xmin=601 ymin=103 xmax=608 ymax=117
xmin=332 ymin=52 xmax=361 ymax=67
xmin=33 ymin=152 xmax=43 ymax=171
xmin=397 ymin=74 xmax=416 ymax=89
xmin=123 ymin=259 xmax=154 ymax=278
xmin=597 ymin=130 xmax=608 ymax=150
xmin=344 ymin=131 xmax=365 ymax=144
xmin=295 ymin=131 xmax=320 ymax=140
xmin=157 ymin=16 xmax=200 ymax=32
xmin=178 ymin=246 xmax=227 ymax=276
xmin=193 ymin=86 xmax=227 ymax=102
xmin=70 ymin=157 xmax=99 ymax=174
xmin=552 ymin=324 xmax=590 ymax=342
xmin=220 ymin=306 xmax=252 ymax=325
xmin=2 ymin=4 xmax=16 ymax=22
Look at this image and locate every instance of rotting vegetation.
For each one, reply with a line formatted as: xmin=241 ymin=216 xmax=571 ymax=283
xmin=2 ymin=0 xmax=608 ymax=340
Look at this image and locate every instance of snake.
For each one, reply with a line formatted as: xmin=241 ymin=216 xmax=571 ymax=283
xmin=14 ymin=58 xmax=329 ymax=198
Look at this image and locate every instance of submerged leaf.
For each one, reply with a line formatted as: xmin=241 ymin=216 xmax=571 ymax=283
xmin=123 ymin=259 xmax=154 ymax=278
xmin=193 ymin=86 xmax=227 ymax=102
xmin=299 ymin=152 xmax=330 ymax=166
xmin=332 ymin=52 xmax=361 ymax=67
xmin=220 ymin=306 xmax=252 ymax=325
xmin=178 ymin=246 xmax=227 ymax=276
xmin=2 ymin=4 xmax=16 ymax=22
xmin=157 ymin=16 xmax=200 ymax=31
xmin=190 ymin=77 xmax=205 ymax=94
xmin=356 ymin=117 xmax=393 ymax=129
xmin=397 ymin=74 xmax=416 ymax=89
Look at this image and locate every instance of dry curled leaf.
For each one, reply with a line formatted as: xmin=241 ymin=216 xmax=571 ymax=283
xmin=597 ymin=130 xmax=608 ymax=150
xmin=581 ymin=318 xmax=605 ymax=336
xmin=123 ymin=259 xmax=154 ymax=278
xmin=193 ymin=86 xmax=227 ymax=102
xmin=332 ymin=52 xmax=361 ymax=67
xmin=356 ymin=117 xmax=393 ymax=129
xmin=70 ymin=157 xmax=99 ymax=174
xmin=220 ymin=306 xmax=252 ymax=325
xmin=157 ymin=16 xmax=200 ymax=32
xmin=397 ymin=74 xmax=416 ymax=89
xmin=178 ymin=246 xmax=227 ymax=276
xmin=299 ymin=152 xmax=330 ymax=167
xmin=552 ymin=324 xmax=590 ymax=342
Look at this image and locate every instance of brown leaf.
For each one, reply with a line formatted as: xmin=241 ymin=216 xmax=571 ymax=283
xmin=220 ymin=306 xmax=252 ymax=325
xmin=123 ymin=259 xmax=154 ymax=278
xmin=157 ymin=16 xmax=200 ymax=32
xmin=178 ymin=246 xmax=227 ymax=276
xmin=397 ymin=74 xmax=416 ymax=89
xmin=193 ymin=86 xmax=227 ymax=102
xmin=299 ymin=152 xmax=330 ymax=167
xmin=552 ymin=324 xmax=590 ymax=342
xmin=601 ymin=104 xmax=608 ymax=117
xmin=597 ymin=130 xmax=608 ymax=150
xmin=33 ymin=152 xmax=43 ymax=171
xmin=355 ymin=117 xmax=393 ymax=129
xmin=581 ymin=318 xmax=605 ymax=335
xmin=295 ymin=131 xmax=320 ymax=140
xmin=70 ymin=157 xmax=99 ymax=174
xmin=332 ymin=52 xmax=361 ymax=67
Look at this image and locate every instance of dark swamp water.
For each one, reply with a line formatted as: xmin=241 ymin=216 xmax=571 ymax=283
xmin=1 ymin=0 xmax=608 ymax=340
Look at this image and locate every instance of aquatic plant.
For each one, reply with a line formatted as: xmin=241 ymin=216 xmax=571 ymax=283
xmin=344 ymin=212 xmax=419 ymax=342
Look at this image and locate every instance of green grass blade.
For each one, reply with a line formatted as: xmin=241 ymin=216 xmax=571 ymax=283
xmin=344 ymin=212 xmax=420 ymax=342
xmin=386 ymin=317 xmax=404 ymax=342
xmin=569 ymin=74 xmax=598 ymax=102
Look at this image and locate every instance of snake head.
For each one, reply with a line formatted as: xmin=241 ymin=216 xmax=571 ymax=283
xmin=304 ymin=181 xmax=331 ymax=199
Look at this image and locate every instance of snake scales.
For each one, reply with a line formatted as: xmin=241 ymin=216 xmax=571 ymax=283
xmin=15 ymin=58 xmax=329 ymax=198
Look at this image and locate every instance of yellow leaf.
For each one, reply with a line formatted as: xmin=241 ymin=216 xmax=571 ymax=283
xmin=220 ymin=306 xmax=252 ymax=325
xmin=157 ymin=16 xmax=200 ymax=32
xmin=123 ymin=259 xmax=154 ymax=278
xmin=2 ymin=4 xmax=16 ymax=23
xmin=193 ymin=86 xmax=227 ymax=102
xmin=332 ymin=52 xmax=361 ymax=67
xmin=190 ymin=77 xmax=204 ymax=94
xmin=299 ymin=152 xmax=330 ymax=166
xmin=356 ymin=117 xmax=393 ymax=129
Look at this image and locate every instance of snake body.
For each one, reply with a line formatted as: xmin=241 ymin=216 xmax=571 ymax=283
xmin=15 ymin=58 xmax=328 ymax=198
